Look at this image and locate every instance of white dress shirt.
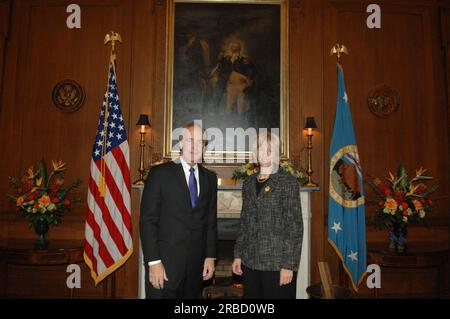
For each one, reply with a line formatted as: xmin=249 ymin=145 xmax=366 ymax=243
xmin=179 ymin=156 xmax=200 ymax=197
xmin=148 ymin=157 xmax=200 ymax=266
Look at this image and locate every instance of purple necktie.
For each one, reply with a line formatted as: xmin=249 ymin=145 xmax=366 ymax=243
xmin=188 ymin=167 xmax=198 ymax=208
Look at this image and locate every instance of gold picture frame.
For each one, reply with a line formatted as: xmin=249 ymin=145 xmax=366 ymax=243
xmin=164 ymin=0 xmax=289 ymax=163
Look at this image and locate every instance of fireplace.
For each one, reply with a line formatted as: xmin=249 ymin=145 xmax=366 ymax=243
xmin=215 ymin=221 xmax=240 ymax=278
xmin=205 ymin=216 xmax=243 ymax=298
xmin=213 ymin=185 xmax=242 ymax=279
xmin=217 ymin=218 xmax=240 ymax=241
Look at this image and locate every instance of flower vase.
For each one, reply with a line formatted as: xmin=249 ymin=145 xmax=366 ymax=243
xmin=388 ymin=222 xmax=408 ymax=253
xmin=34 ymin=219 xmax=49 ymax=249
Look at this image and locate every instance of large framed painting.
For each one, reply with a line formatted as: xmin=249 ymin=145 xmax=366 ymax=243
xmin=164 ymin=0 xmax=289 ymax=163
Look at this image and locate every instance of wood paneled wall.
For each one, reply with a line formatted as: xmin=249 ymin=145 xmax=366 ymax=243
xmin=0 ymin=0 xmax=10 ymax=112
xmin=0 ymin=0 xmax=449 ymax=298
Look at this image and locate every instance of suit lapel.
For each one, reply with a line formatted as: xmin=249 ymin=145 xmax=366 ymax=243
xmin=173 ymin=162 xmax=192 ymax=210
xmin=246 ymin=174 xmax=258 ymax=206
xmin=196 ymin=165 xmax=208 ymax=205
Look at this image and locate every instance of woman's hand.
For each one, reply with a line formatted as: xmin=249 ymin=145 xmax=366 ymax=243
xmin=232 ymin=258 xmax=243 ymax=275
xmin=279 ymin=268 xmax=293 ymax=286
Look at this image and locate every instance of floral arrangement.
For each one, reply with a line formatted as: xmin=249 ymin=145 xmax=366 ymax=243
xmin=7 ymin=159 xmax=82 ymax=227
xmin=367 ymin=165 xmax=438 ymax=229
xmin=232 ymin=160 xmax=308 ymax=185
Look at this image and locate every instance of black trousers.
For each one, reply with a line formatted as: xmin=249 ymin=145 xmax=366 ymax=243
xmin=145 ymin=264 xmax=202 ymax=299
xmin=242 ymin=265 xmax=297 ymax=299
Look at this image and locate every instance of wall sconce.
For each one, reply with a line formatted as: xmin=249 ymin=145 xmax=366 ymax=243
xmin=304 ymin=117 xmax=318 ymax=187
xmin=134 ymin=114 xmax=151 ymax=185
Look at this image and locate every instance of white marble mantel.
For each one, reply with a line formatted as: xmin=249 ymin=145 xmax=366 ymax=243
xmin=133 ymin=184 xmax=318 ymax=299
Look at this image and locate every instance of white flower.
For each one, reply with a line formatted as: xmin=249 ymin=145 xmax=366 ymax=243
xmin=419 ymin=210 xmax=426 ymax=218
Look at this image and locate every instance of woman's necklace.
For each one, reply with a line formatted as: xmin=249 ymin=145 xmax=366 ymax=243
xmin=257 ymin=174 xmax=270 ymax=183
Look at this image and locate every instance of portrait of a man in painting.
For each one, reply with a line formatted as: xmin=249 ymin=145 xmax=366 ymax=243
xmin=168 ymin=1 xmax=286 ymax=155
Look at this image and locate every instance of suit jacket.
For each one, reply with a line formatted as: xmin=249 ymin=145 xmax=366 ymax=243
xmin=139 ymin=161 xmax=218 ymax=289
xmin=234 ymin=169 xmax=303 ymax=272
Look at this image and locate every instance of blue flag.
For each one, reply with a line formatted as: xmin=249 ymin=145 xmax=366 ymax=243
xmin=328 ymin=64 xmax=366 ymax=291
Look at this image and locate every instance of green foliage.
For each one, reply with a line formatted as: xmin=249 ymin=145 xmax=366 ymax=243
xmin=232 ymin=161 xmax=308 ymax=186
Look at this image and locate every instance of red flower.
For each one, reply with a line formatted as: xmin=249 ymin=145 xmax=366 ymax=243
xmin=378 ymin=200 xmax=385 ymax=207
xmin=52 ymin=197 xmax=59 ymax=203
xmin=17 ymin=187 xmax=23 ymax=194
xmin=402 ymin=211 xmax=409 ymax=217
xmin=50 ymin=183 xmax=60 ymax=193
xmin=401 ymin=202 xmax=409 ymax=210
xmin=374 ymin=178 xmax=390 ymax=195
xmin=428 ymin=199 xmax=433 ymax=205
xmin=421 ymin=199 xmax=426 ymax=204
xmin=63 ymin=199 xmax=71 ymax=206
xmin=28 ymin=192 xmax=36 ymax=201
xmin=394 ymin=191 xmax=405 ymax=202
xmin=33 ymin=203 xmax=39 ymax=209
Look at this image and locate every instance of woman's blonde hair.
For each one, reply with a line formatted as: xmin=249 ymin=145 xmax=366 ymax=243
xmin=251 ymin=131 xmax=280 ymax=166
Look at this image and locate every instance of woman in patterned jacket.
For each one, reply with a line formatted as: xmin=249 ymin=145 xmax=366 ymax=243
xmin=232 ymin=132 xmax=303 ymax=299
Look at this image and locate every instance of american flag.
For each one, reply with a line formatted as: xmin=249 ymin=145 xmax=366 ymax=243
xmin=84 ymin=61 xmax=133 ymax=285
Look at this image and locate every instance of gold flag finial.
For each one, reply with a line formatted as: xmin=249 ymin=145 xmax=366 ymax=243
xmin=104 ymin=31 xmax=122 ymax=53
xmin=330 ymin=44 xmax=348 ymax=63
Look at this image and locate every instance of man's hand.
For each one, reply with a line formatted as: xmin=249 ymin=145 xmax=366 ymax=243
xmin=232 ymin=258 xmax=243 ymax=275
xmin=203 ymin=258 xmax=215 ymax=281
xmin=149 ymin=262 xmax=168 ymax=289
xmin=279 ymin=268 xmax=293 ymax=286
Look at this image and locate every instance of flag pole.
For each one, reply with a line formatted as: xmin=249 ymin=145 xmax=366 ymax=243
xmin=327 ymin=44 xmax=368 ymax=291
xmin=99 ymin=31 xmax=122 ymax=197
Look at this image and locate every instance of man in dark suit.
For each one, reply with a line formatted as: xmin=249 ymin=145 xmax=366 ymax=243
xmin=140 ymin=122 xmax=217 ymax=299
